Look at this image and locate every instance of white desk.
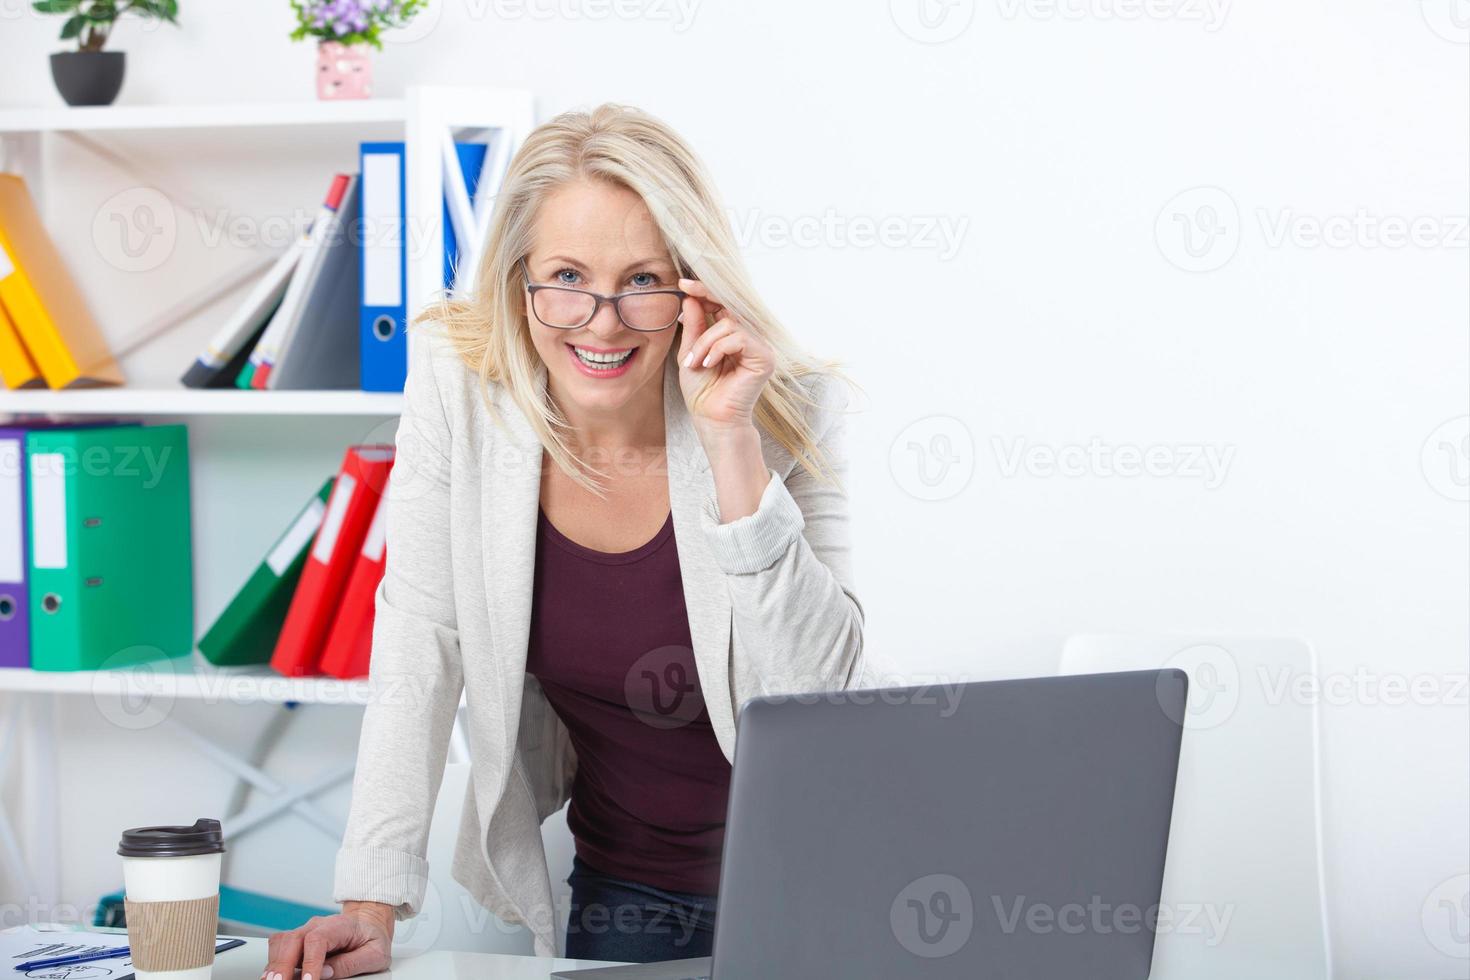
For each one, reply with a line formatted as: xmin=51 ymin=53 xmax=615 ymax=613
xmin=214 ymin=936 xmax=618 ymax=979
xmin=2 ymin=928 xmax=617 ymax=980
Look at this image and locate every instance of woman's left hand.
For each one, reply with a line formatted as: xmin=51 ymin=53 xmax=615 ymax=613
xmin=676 ymin=278 xmax=775 ymax=436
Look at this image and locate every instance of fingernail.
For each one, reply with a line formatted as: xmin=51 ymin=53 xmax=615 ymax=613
xmin=682 ymin=351 xmax=693 ymax=368
xmin=702 ymin=354 xmax=712 ymax=367
xmin=323 ymin=968 xmax=335 ymax=979
xmin=304 ymin=973 xmax=313 ymax=980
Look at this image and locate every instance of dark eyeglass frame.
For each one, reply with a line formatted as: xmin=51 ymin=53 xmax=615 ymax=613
xmin=520 ymin=259 xmax=687 ymax=333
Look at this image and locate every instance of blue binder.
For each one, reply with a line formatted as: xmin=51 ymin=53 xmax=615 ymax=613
xmin=358 ymin=141 xmax=490 ymax=393
xmin=359 ymin=142 xmax=408 ymax=393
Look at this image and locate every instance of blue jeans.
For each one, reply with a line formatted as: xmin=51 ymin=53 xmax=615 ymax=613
xmin=564 ymin=855 xmax=717 ymax=963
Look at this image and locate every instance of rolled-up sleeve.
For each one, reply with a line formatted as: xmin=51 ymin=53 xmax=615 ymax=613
xmin=698 ymin=375 xmax=869 ymax=700
xmin=332 ymin=327 xmax=464 ymax=921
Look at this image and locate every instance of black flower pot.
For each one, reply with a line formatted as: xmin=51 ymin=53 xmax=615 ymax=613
xmin=49 ymin=51 xmax=126 ymax=107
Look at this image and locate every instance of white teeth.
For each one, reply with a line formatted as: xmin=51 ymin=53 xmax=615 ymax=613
xmin=573 ymin=346 xmax=634 ymax=369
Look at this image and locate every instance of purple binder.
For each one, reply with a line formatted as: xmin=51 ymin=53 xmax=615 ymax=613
xmin=1 ymin=425 xmax=36 ymax=667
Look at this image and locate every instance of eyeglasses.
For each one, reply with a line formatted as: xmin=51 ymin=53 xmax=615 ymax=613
xmin=520 ymin=260 xmax=687 ymax=332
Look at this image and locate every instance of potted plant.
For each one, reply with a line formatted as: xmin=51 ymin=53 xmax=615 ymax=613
xmin=34 ymin=0 xmax=180 ymax=107
xmin=289 ymin=0 xmax=426 ymax=100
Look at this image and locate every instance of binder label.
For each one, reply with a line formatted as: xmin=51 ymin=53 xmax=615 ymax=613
xmin=362 ymin=151 xmax=404 ymax=307
xmin=361 ymin=491 xmax=389 ymax=562
xmin=267 ymin=497 xmax=328 ymax=577
xmin=0 ymin=438 xmax=21 ymax=582
xmin=312 ymin=472 xmax=357 ymax=564
xmin=29 ymin=452 xmax=67 ymax=570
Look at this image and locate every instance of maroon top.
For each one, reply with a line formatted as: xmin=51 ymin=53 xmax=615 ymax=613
xmin=525 ymin=506 xmax=731 ymax=896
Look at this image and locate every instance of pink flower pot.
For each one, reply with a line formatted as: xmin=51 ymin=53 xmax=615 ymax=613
xmin=316 ymin=40 xmax=372 ymax=100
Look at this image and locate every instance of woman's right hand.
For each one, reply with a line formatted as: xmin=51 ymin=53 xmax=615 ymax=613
xmin=263 ymin=901 xmax=395 ymax=980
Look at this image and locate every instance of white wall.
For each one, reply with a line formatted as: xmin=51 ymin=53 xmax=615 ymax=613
xmin=1 ymin=2 xmax=1466 ymax=977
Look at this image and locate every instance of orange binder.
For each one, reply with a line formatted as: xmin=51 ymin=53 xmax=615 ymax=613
xmin=0 ymin=174 xmax=124 ymax=388
xmin=270 ymin=446 xmax=394 ymax=677
xmin=0 ymin=302 xmax=43 ymax=389
xmin=318 ymin=482 xmax=390 ymax=679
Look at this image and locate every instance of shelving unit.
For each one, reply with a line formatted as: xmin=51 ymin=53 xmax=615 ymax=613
xmin=0 ymin=99 xmax=415 ymax=134
xmin=0 ymin=387 xmax=403 ymax=416
xmin=0 ymin=85 xmax=533 ymax=914
xmin=0 ymin=663 xmax=374 ymax=706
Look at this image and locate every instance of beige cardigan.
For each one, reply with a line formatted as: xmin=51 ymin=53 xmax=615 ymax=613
xmin=331 ymin=324 xmax=870 ymax=956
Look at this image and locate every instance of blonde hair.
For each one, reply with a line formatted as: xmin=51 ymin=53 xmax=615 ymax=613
xmin=411 ymin=102 xmax=847 ymax=494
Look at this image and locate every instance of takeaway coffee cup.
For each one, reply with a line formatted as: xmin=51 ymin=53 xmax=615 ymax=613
xmin=118 ymin=818 xmax=225 ymax=980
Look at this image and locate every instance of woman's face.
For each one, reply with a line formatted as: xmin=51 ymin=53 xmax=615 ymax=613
xmin=523 ymin=179 xmax=682 ymax=418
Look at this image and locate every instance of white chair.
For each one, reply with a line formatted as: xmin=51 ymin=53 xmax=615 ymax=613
xmin=1058 ymin=635 xmax=1332 ymax=980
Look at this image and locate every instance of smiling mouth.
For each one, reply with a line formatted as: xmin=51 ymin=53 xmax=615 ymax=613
xmin=568 ymin=344 xmax=637 ymax=371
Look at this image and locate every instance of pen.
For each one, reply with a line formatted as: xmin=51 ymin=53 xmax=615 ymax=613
xmin=15 ymin=938 xmax=244 ymax=973
xmin=15 ymin=945 xmax=130 ymax=971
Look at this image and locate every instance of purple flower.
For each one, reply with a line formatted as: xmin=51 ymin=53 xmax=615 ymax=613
xmin=297 ymin=0 xmax=416 ymax=39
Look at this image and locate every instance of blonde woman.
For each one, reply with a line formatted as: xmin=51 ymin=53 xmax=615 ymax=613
xmin=265 ymin=103 xmax=868 ymax=978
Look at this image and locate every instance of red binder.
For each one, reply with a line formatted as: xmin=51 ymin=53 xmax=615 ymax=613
xmin=318 ymin=481 xmax=390 ymax=679
xmin=270 ymin=445 xmax=394 ymax=677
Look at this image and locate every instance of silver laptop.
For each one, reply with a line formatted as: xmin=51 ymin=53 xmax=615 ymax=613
xmin=554 ymin=669 xmax=1187 ymax=979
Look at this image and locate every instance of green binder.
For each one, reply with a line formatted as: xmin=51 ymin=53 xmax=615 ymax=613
xmin=234 ymin=360 xmax=256 ymax=389
xmin=199 ymin=476 xmax=335 ymax=666
xmin=26 ymin=424 xmax=193 ymax=672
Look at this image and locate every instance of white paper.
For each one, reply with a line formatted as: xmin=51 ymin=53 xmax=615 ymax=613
xmin=0 ymin=925 xmax=133 ymax=979
xmin=0 ymin=925 xmax=242 ymax=980
xmin=312 ymin=472 xmax=356 ymax=564
xmin=360 ymin=479 xmax=390 ymax=562
xmin=0 ymin=438 xmax=22 ymax=583
xmin=362 ymin=151 xmax=404 ymax=307
xmin=28 ymin=452 xmax=67 ymax=571
xmin=267 ymin=498 xmax=327 ymax=577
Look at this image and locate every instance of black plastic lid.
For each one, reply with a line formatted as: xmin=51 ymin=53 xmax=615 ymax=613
xmin=117 ymin=818 xmax=225 ymax=858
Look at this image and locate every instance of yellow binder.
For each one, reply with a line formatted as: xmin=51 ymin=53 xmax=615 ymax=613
xmin=0 ymin=301 xmax=43 ymax=389
xmin=0 ymin=174 xmax=123 ymax=388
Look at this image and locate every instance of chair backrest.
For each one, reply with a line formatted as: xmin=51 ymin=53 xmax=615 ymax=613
xmin=397 ymin=761 xmax=575 ymax=956
xmin=1058 ymin=634 xmax=1332 ymax=980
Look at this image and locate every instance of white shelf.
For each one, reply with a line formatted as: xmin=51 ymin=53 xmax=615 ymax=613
xmin=0 ymin=86 xmax=526 ymax=912
xmin=0 ymin=387 xmax=403 ymax=416
xmin=0 ymin=661 xmax=373 ymax=706
xmin=0 ymin=98 xmax=410 ymax=134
